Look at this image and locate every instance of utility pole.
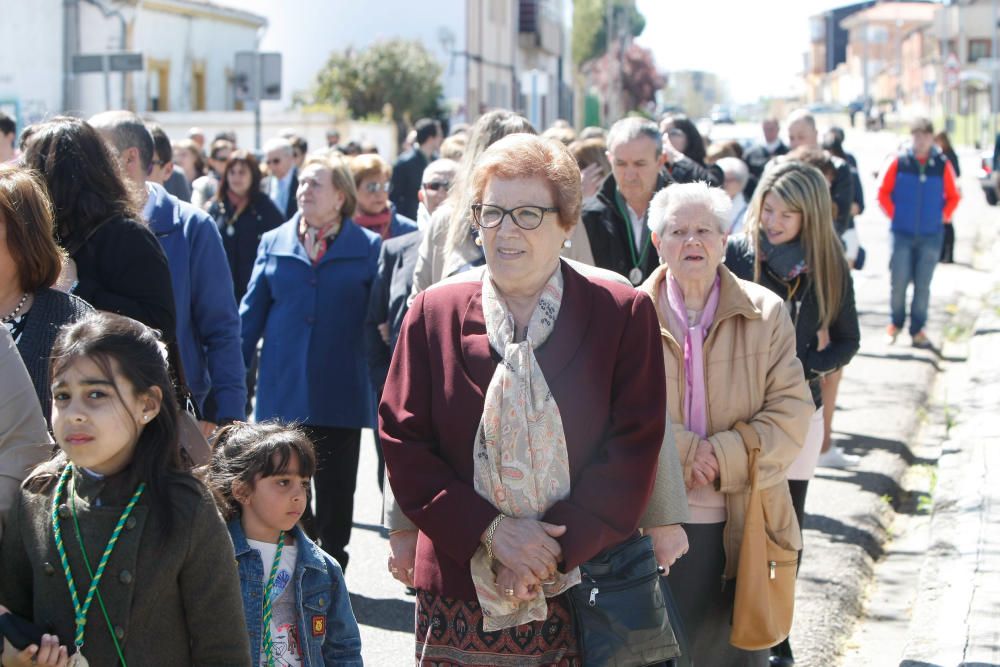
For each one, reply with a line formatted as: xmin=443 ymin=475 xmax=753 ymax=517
xmin=605 ymin=1 xmax=615 ymax=123
xmin=992 ymin=0 xmax=998 ymax=143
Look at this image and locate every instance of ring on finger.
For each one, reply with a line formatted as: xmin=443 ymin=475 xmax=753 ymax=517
xmin=504 ymin=588 xmax=515 ymax=597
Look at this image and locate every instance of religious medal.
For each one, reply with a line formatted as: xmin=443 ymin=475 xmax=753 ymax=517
xmin=919 ymin=174 xmax=927 ymax=183
xmin=69 ymin=651 xmax=89 ymax=667
xmin=226 ymin=224 xmax=236 ymax=237
xmin=629 ymin=267 xmax=643 ymax=286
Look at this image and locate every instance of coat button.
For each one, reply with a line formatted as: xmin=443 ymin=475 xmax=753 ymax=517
xmin=57 ymin=504 xmax=70 ymax=519
xmin=309 ymin=277 xmax=317 ymax=286
xmin=125 ymin=516 xmax=137 ymax=530
xmin=43 ymin=562 xmax=55 ymax=576
xmin=318 ymin=597 xmax=325 ymax=606
xmin=114 ymin=626 xmax=125 ymax=640
xmin=119 ymin=570 xmax=133 ymax=585
xmin=306 ymin=316 xmax=315 ymax=325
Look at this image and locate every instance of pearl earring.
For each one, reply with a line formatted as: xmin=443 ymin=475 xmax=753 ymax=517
xmin=474 ymin=236 xmax=483 ymax=247
xmin=562 ymin=238 xmax=572 ymax=249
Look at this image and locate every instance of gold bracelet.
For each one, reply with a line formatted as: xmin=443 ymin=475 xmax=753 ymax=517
xmin=484 ymin=513 xmax=506 ymax=561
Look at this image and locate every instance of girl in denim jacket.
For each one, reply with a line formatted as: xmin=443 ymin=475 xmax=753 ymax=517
xmin=208 ymin=422 xmax=362 ymax=666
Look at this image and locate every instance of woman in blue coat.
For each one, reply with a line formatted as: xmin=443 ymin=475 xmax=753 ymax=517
xmin=240 ymin=154 xmax=381 ymax=570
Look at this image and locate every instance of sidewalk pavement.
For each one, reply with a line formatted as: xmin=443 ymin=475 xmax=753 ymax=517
xmin=837 ymin=150 xmax=1000 ymax=666
xmin=896 ymin=210 xmax=1000 ymax=666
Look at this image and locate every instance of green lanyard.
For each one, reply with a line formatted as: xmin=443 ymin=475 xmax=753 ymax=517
xmin=51 ymin=464 xmax=145 ymax=666
xmin=614 ymin=191 xmax=651 ymax=284
xmin=261 ymin=531 xmax=286 ymax=666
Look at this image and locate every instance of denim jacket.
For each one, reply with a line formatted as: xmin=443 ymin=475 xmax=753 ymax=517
xmin=228 ymin=520 xmax=363 ymax=666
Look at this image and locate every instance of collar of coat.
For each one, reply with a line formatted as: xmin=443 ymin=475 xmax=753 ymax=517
xmin=227 ymin=518 xmax=329 ymax=575
xmin=638 ymin=263 xmax=762 ymax=346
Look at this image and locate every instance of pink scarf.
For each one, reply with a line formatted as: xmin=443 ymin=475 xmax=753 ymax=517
xmin=663 ymin=273 xmax=721 ymax=438
xmin=298 ymin=217 xmax=341 ymax=265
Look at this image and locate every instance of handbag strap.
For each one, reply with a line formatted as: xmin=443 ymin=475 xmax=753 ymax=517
xmin=733 ymin=421 xmax=761 ymax=494
xmin=166 ymin=339 xmax=202 ymax=420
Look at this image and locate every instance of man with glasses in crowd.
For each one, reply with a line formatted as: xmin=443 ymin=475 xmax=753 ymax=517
xmin=264 ymin=136 xmax=299 ymax=221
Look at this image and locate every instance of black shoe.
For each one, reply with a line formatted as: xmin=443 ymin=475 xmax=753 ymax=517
xmin=769 ymin=657 xmax=794 ymax=667
xmin=405 ymin=586 xmax=416 ymax=597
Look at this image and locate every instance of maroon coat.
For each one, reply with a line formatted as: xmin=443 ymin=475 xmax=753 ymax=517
xmin=379 ymin=261 xmax=666 ymax=600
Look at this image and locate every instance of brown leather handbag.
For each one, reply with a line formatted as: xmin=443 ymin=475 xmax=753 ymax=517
xmin=729 ymin=421 xmax=799 ymax=650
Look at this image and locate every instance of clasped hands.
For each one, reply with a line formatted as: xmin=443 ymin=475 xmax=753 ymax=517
xmin=688 ymin=438 xmax=720 ymax=491
xmin=487 ymin=517 xmax=566 ymax=602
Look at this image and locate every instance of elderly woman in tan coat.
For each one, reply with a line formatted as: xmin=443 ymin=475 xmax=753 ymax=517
xmin=0 ymin=327 xmax=51 ymax=542
xmin=639 ymin=182 xmax=813 ymax=666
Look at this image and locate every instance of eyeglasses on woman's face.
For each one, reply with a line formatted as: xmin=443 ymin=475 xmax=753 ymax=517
xmin=363 ymin=181 xmax=391 ymax=193
xmin=471 ymin=204 xmax=559 ymax=231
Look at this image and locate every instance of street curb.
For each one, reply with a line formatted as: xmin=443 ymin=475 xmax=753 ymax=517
xmin=898 ymin=231 xmax=1000 ymax=665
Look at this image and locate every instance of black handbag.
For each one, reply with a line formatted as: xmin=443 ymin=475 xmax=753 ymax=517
xmin=567 ymin=534 xmax=680 ymax=666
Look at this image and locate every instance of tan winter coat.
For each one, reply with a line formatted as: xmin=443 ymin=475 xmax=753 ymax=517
xmin=639 ymin=263 xmax=813 ymax=579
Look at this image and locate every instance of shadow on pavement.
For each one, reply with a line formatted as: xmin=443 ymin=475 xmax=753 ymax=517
xmin=803 ymin=513 xmax=885 ymax=560
xmin=351 ymin=593 xmax=415 ymax=632
xmin=834 ymin=431 xmax=936 ymax=467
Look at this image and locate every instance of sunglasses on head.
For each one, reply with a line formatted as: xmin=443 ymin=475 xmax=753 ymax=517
xmin=422 ymin=181 xmax=450 ymax=192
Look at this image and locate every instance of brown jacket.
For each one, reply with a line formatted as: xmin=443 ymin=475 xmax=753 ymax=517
xmin=0 ymin=464 xmax=252 ymax=666
xmin=639 ymin=264 xmax=813 ymax=579
xmin=0 ymin=327 xmax=52 ymax=543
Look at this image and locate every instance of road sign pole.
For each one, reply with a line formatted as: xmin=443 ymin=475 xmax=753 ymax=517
xmin=103 ymin=55 xmax=111 ymax=111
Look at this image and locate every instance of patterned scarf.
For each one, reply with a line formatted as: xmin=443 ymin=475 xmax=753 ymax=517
xmin=757 ymin=230 xmax=809 ymax=281
xmin=471 ymin=266 xmax=581 ymax=631
xmin=298 ymin=217 xmax=341 ymax=265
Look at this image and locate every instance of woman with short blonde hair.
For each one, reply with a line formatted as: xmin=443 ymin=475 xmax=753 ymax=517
xmin=348 ymin=153 xmax=417 ymax=239
xmin=241 ymin=150 xmax=381 ymax=570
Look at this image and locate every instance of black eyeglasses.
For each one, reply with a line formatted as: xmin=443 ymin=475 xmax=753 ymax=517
xmin=471 ymin=204 xmax=558 ymax=230
xmin=422 ymin=181 xmax=450 ymax=192
xmin=364 ymin=182 xmax=391 ymax=193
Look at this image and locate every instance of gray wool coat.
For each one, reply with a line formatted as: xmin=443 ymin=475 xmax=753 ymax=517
xmin=0 ymin=464 xmax=252 ymax=666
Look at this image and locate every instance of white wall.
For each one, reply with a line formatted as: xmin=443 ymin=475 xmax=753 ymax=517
xmin=226 ymin=0 xmax=467 ymax=117
xmin=0 ymin=0 xmax=64 ymax=126
xmin=131 ymin=7 xmax=261 ymax=113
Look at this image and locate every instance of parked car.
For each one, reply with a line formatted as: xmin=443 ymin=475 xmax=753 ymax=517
xmin=710 ymin=105 xmax=734 ymax=124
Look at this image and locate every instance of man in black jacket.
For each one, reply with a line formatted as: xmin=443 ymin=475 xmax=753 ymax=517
xmin=787 ymin=110 xmax=854 ymax=236
xmin=390 ymin=118 xmax=442 ymax=220
xmin=742 ymin=117 xmax=788 ymax=199
xmin=582 ymin=117 xmax=671 ymax=285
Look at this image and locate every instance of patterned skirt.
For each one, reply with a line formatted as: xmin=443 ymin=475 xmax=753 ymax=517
xmin=414 ymin=589 xmax=582 ymax=666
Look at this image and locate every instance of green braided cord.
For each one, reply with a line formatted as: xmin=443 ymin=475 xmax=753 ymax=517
xmin=261 ymin=531 xmax=285 ymax=666
xmin=51 ymin=463 xmax=145 ymax=655
xmin=51 ymin=467 xmax=84 ymax=645
xmin=70 ymin=475 xmax=137 ymax=667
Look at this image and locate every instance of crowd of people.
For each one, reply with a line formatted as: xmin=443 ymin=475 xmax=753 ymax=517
xmin=0 ymin=102 xmax=960 ymax=666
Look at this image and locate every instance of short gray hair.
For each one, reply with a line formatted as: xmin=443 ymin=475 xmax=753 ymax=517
xmin=786 ymin=109 xmax=816 ymax=131
xmin=88 ymin=110 xmax=154 ymax=171
xmin=263 ymin=137 xmax=293 ymax=156
xmin=716 ymin=157 xmax=749 ymax=188
xmin=647 ymin=182 xmax=732 ymax=237
xmin=606 ymin=117 xmax=662 ymax=155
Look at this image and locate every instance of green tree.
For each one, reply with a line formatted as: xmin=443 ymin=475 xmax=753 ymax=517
xmin=306 ymin=39 xmax=444 ymax=142
xmin=573 ymin=0 xmax=646 ymax=67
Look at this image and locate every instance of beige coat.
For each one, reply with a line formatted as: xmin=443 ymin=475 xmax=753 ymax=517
xmin=639 ymin=263 xmax=813 ymax=579
xmin=0 ymin=327 xmax=52 ymax=542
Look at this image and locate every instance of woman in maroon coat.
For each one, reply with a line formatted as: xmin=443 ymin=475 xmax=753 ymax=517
xmin=379 ymin=134 xmax=667 ymax=665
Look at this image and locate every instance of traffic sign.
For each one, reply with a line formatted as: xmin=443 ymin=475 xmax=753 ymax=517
xmin=72 ymin=52 xmax=143 ymax=74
